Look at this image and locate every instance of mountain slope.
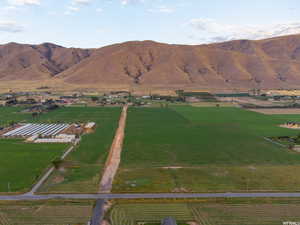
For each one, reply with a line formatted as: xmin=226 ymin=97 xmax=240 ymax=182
xmin=1 ymin=34 xmax=300 ymax=89
xmin=0 ymin=42 xmax=91 ymax=81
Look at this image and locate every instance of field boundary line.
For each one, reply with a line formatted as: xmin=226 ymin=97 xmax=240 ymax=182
xmin=263 ymin=137 xmax=287 ymax=148
xmin=26 ymin=138 xmax=80 ymax=195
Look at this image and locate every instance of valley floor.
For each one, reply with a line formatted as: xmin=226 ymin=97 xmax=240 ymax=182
xmin=113 ymin=106 xmax=300 ymax=193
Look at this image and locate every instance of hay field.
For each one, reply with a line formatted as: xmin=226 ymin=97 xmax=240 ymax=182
xmin=0 ymin=139 xmax=66 ymax=193
xmin=0 ymin=200 xmax=93 ymax=225
xmin=113 ymin=106 xmax=300 ymax=193
xmin=109 ymin=199 xmax=300 ymax=225
xmin=0 ymin=107 xmax=30 ymax=126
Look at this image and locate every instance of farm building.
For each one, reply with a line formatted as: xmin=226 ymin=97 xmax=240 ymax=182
xmin=84 ymin=122 xmax=96 ymax=133
xmin=22 ymin=103 xmax=59 ymax=113
xmin=3 ymin=123 xmax=70 ymax=138
xmin=33 ymin=134 xmax=76 ymax=143
xmin=1 ymin=123 xmax=82 ymax=143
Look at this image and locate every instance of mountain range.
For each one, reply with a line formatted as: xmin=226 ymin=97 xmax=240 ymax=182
xmin=1 ymin=34 xmax=300 ymax=91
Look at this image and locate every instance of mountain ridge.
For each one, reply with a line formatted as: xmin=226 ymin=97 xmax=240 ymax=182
xmin=1 ymin=34 xmax=300 ymax=90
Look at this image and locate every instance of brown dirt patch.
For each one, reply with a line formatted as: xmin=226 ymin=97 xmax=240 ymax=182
xmin=52 ymin=175 xmax=65 ymax=184
xmin=248 ymin=108 xmax=300 ymax=114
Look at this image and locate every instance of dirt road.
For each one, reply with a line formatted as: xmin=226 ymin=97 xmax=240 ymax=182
xmin=248 ymin=108 xmax=300 ymax=115
xmin=99 ymin=105 xmax=128 ymax=193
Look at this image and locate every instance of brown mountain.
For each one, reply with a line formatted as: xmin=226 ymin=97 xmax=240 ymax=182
xmin=0 ymin=42 xmax=91 ymax=81
xmin=1 ymin=34 xmax=300 ymax=90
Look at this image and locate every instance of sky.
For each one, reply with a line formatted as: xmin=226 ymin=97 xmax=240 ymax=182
xmin=0 ymin=0 xmax=299 ymax=48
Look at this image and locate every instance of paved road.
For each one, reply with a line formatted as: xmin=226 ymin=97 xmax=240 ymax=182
xmin=90 ymin=199 xmax=106 ymax=225
xmin=2 ymin=192 xmax=300 ymax=201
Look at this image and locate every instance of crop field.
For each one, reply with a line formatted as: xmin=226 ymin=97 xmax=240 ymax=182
xmin=0 ymin=139 xmax=66 ymax=192
xmin=109 ymin=199 xmax=300 ymax=225
xmin=36 ymin=106 xmax=121 ymax=193
xmin=0 ymin=107 xmax=29 ymax=126
xmin=113 ymin=106 xmax=300 ymax=192
xmin=0 ymin=106 xmax=121 ymax=193
xmin=0 ymin=200 xmax=93 ymax=225
xmin=0 ymin=107 xmax=68 ymax=193
xmin=109 ymin=203 xmax=193 ymax=225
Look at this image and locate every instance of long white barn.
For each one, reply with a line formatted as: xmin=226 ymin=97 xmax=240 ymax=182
xmin=3 ymin=123 xmax=70 ymax=137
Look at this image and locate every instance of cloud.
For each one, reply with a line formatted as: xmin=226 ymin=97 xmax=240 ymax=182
xmin=72 ymin=0 xmax=91 ymax=5
xmin=148 ymin=5 xmax=174 ymax=13
xmin=0 ymin=21 xmax=23 ymax=32
xmin=7 ymin=0 xmax=40 ymax=6
xmin=188 ymin=19 xmax=300 ymax=43
xmin=64 ymin=0 xmax=91 ymax=14
xmin=96 ymin=8 xmax=103 ymax=13
xmin=2 ymin=5 xmax=18 ymax=10
xmin=121 ymin=0 xmax=144 ymax=5
xmin=68 ymin=6 xmax=80 ymax=12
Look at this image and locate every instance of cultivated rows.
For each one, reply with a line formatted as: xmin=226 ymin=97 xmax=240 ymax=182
xmin=110 ymin=204 xmax=193 ymax=225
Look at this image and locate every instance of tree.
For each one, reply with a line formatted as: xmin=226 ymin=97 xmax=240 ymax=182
xmin=175 ymin=90 xmax=184 ymax=97
xmin=52 ymin=158 xmax=64 ymax=169
xmin=8 ymin=120 xmax=16 ymax=127
xmin=91 ymin=96 xmax=99 ymax=102
xmin=32 ymin=112 xmax=39 ymax=119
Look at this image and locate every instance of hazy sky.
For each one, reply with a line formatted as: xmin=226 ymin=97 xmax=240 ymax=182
xmin=0 ymin=0 xmax=300 ymax=48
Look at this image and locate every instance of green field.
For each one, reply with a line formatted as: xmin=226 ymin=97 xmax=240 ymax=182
xmin=0 ymin=107 xmax=29 ymax=126
xmin=109 ymin=199 xmax=300 ymax=225
xmin=113 ymin=106 xmax=300 ymax=192
xmin=0 ymin=107 xmax=67 ymax=192
xmin=36 ymin=106 xmax=121 ymax=193
xmin=0 ymin=106 xmax=121 ymax=193
xmin=0 ymin=139 xmax=66 ymax=192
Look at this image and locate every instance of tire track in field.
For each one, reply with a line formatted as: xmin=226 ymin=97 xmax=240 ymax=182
xmin=99 ymin=105 xmax=128 ymax=193
xmin=189 ymin=205 xmax=212 ymax=225
xmin=0 ymin=213 xmax=10 ymax=225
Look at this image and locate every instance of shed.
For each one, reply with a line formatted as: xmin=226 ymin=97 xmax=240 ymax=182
xmin=84 ymin=122 xmax=96 ymax=133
